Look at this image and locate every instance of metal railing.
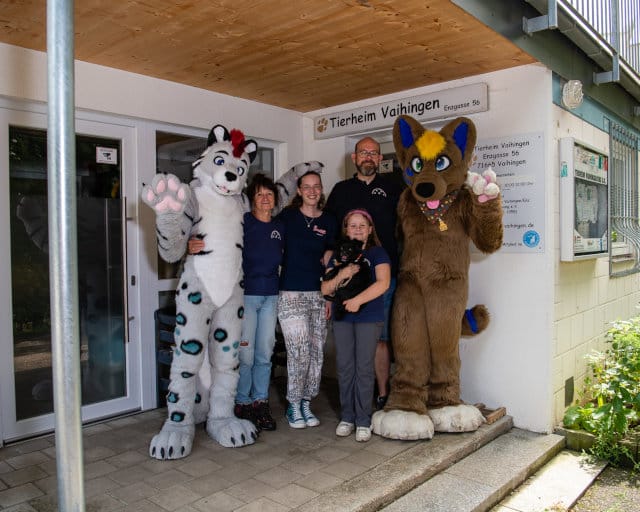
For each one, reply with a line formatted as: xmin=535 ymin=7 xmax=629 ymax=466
xmin=564 ymin=0 xmax=640 ymax=77
xmin=609 ymin=120 xmax=640 ymax=276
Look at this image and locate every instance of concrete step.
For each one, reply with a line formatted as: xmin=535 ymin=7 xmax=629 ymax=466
xmin=492 ymin=450 xmax=607 ymax=512
xmin=298 ymin=415 xmax=515 ymax=511
xmin=379 ymin=427 xmax=566 ymax=512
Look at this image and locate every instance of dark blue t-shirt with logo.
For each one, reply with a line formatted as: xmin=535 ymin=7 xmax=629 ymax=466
xmin=242 ymin=212 xmax=285 ymax=296
xmin=278 ymin=208 xmax=337 ymax=292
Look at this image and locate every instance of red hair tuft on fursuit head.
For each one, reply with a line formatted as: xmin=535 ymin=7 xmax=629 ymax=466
xmin=229 ymin=129 xmax=246 ymax=158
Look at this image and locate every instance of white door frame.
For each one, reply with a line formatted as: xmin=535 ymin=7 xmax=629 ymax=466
xmin=0 ymin=100 xmax=143 ymax=442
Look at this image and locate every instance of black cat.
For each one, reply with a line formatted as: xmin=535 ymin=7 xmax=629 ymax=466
xmin=323 ymin=238 xmax=372 ymax=320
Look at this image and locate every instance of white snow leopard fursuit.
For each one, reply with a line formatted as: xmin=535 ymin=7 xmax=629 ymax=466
xmin=142 ymin=123 xmax=322 ymax=459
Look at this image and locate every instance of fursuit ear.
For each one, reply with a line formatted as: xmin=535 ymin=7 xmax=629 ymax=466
xmin=241 ymin=139 xmax=258 ymax=163
xmin=440 ymin=117 xmax=477 ymax=167
xmin=207 ymin=124 xmax=231 ymax=147
xmin=392 ymin=115 xmax=424 ymax=169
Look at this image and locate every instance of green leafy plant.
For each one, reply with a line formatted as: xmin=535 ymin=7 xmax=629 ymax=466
xmin=563 ymin=315 xmax=640 ymax=468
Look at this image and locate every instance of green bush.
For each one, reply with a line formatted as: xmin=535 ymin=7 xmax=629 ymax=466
xmin=563 ymin=315 xmax=640 ymax=468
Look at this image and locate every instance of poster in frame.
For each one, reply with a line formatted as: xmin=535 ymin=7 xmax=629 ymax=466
xmin=559 ymin=137 xmax=609 ymax=261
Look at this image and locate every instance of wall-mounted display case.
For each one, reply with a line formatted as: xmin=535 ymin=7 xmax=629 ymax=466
xmin=559 ymin=137 xmax=609 ymax=261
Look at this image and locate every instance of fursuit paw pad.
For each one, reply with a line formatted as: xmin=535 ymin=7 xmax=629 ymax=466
xmin=206 ymin=417 xmax=258 ymax=448
xmin=466 ymin=168 xmax=500 ymax=203
xmin=371 ymin=409 xmax=435 ymax=440
xmin=149 ymin=421 xmax=195 ymax=460
xmin=142 ymin=173 xmax=190 ymax=214
xmin=428 ymin=404 xmax=486 ymax=432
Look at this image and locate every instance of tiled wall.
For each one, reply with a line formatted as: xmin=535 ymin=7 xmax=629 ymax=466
xmin=552 ymin=106 xmax=640 ymax=425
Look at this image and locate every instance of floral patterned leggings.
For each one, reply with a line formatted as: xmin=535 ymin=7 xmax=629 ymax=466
xmin=277 ymin=291 xmax=327 ymax=403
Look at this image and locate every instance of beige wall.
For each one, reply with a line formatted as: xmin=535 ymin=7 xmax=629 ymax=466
xmin=552 ymin=105 xmax=640 ymax=425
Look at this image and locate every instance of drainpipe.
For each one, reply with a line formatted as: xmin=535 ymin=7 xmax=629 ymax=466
xmin=47 ymin=0 xmax=85 ymax=511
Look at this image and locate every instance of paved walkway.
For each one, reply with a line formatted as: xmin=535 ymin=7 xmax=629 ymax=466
xmin=0 ymin=377 xmax=520 ymax=511
xmin=0 ymin=378 xmax=414 ymax=511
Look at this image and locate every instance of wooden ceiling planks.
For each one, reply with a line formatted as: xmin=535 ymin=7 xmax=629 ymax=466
xmin=0 ymin=0 xmax=536 ymax=111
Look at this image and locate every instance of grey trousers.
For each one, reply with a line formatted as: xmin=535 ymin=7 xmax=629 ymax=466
xmin=332 ymin=321 xmax=383 ymax=427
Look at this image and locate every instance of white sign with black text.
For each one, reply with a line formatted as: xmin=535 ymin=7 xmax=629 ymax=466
xmin=314 ymin=83 xmax=489 ymax=139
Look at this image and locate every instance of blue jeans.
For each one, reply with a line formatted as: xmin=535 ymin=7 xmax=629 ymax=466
xmin=236 ymin=295 xmax=279 ymax=404
xmin=380 ymin=277 xmax=397 ymax=342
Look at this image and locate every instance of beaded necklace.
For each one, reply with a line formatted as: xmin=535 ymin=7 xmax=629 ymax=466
xmin=417 ymin=189 xmax=459 ymax=232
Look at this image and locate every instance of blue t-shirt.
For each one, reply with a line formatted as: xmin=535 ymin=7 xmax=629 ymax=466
xmin=278 ymin=208 xmax=337 ymax=291
xmin=328 ymin=245 xmax=390 ymax=322
xmin=242 ymin=212 xmax=285 ymax=296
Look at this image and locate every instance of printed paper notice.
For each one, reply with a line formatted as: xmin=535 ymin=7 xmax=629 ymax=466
xmin=470 ymin=133 xmax=544 ymax=253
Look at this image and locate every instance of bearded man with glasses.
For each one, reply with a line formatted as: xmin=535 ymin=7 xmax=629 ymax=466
xmin=325 ymin=136 xmax=404 ymax=411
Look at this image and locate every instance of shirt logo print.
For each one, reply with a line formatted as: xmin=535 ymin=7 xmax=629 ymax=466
xmin=270 ymin=230 xmax=282 ymax=240
xmin=371 ymin=188 xmax=387 ymax=197
xmin=312 ymin=225 xmax=326 ymax=236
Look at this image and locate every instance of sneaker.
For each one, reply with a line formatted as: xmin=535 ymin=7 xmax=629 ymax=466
xmin=335 ymin=421 xmax=355 ymax=437
xmin=234 ymin=402 xmax=257 ymax=429
xmin=253 ymin=400 xmax=276 ymax=431
xmin=376 ymin=395 xmax=388 ymax=410
xmin=355 ymin=426 xmax=371 ymax=442
xmin=300 ymin=399 xmax=320 ymax=427
xmin=285 ymin=402 xmax=306 ymax=429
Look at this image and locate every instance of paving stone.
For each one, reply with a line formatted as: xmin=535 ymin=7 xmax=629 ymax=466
xmin=320 ymin=459 xmax=368 ymax=480
xmin=84 ymin=476 xmax=122 ymax=499
xmin=0 ymin=484 xmax=44 ymax=508
xmin=85 ymin=492 xmax=125 ymax=512
xmin=191 ymin=490 xmax=245 ymax=512
xmin=108 ymin=481 xmax=158 ymax=504
xmin=294 ymin=471 xmax=343 ymax=493
xmin=176 ymin=457 xmax=223 ymax=477
xmin=5 ymin=453 xmax=51 ymax=471
xmin=1 ymin=502 xmax=39 ymax=512
xmin=147 ymin=484 xmax=203 ymax=511
xmin=264 ymin=483 xmax=318 ymax=508
xmin=253 ymin=466 xmax=303 ymax=489
xmin=234 ymin=497 xmax=289 ymax=512
xmin=182 ymin=473 xmax=233 ymax=496
xmin=225 ymin=478 xmax=278 ymax=503
xmin=0 ymin=466 xmax=49 ymax=487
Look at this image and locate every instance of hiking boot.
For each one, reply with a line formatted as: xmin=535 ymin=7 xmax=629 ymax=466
xmin=300 ymin=399 xmax=320 ymax=427
xmin=285 ymin=402 xmax=306 ymax=429
xmin=253 ymin=400 xmax=276 ymax=431
xmin=234 ymin=402 xmax=259 ymax=430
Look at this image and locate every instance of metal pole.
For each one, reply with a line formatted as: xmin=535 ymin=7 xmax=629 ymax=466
xmin=46 ymin=0 xmax=85 ymax=510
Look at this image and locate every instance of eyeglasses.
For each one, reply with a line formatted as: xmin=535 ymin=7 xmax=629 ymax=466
xmin=356 ymin=150 xmax=380 ymax=158
xmin=300 ymin=184 xmax=322 ymax=192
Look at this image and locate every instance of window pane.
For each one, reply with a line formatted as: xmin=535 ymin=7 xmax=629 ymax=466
xmin=10 ymin=126 xmax=127 ymax=420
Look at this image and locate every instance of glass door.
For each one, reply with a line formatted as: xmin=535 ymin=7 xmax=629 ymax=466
xmin=0 ymin=109 xmax=140 ymax=441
